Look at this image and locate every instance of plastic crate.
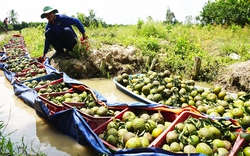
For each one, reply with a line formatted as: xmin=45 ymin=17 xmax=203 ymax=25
xmin=63 ymin=102 xmax=126 ymax=130
xmin=15 ymin=69 xmax=47 ymax=82
xmin=229 ymin=132 xmax=250 ymax=156
xmin=149 ymin=111 xmax=242 ymax=155
xmin=21 ymin=73 xmax=63 ymax=90
xmin=93 ymin=106 xmax=179 ymax=152
xmin=38 ymin=92 xmax=66 ymax=115
xmin=36 ymin=78 xmax=73 ymax=93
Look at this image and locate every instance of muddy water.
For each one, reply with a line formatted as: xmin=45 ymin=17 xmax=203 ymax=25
xmin=0 ymin=71 xmax=138 ymax=156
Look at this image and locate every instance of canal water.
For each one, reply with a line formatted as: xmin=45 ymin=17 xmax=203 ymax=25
xmin=0 ymin=71 xmax=137 ymax=156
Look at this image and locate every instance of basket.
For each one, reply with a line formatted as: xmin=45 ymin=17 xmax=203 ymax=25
xmin=93 ymin=106 xmax=179 ymax=152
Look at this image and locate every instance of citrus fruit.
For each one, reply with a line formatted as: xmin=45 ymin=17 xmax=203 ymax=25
xmin=190 ymin=90 xmax=198 ymax=97
xmin=179 ymin=88 xmax=187 ymax=95
xmin=244 ymin=101 xmax=250 ymax=107
xmin=196 ymin=143 xmax=213 ymax=155
xmin=142 ymin=85 xmax=150 ymax=96
xmin=213 ymin=86 xmax=222 ymax=95
xmin=217 ymin=147 xmax=229 ymax=156
xmin=183 ymin=144 xmax=196 ymax=153
xmin=152 ymin=127 xmax=164 ymax=138
xmin=183 ymin=123 xmax=196 ymax=135
xmin=151 ymin=113 xmax=164 ymax=124
xmin=212 ymin=139 xmax=225 ymax=148
xmin=222 ymin=112 xmax=234 ymax=118
xmin=140 ymin=113 xmax=150 ymax=120
xmin=143 ymin=132 xmax=153 ymax=143
xmin=122 ymin=132 xmax=136 ymax=145
xmin=231 ymin=107 xmax=244 ymax=118
xmin=139 ymin=137 xmax=150 ymax=147
xmin=209 ymin=111 xmax=221 ymax=117
xmin=209 ymin=126 xmax=222 ymax=139
xmin=175 ymin=123 xmax=184 ymax=132
xmin=234 ymin=99 xmax=245 ymax=107
xmin=198 ymin=127 xmax=213 ymax=140
xmin=145 ymin=119 xmax=157 ymax=133
xmin=164 ymin=121 xmax=172 ymax=129
xmin=243 ymin=146 xmax=250 ymax=156
xmin=189 ymin=135 xmax=200 ymax=146
xmin=217 ymin=100 xmax=229 ymax=107
xmin=162 ymin=144 xmax=170 ymax=151
xmin=169 ymin=142 xmax=181 ymax=152
xmin=107 ymin=128 xmax=118 ymax=136
xmin=197 ymin=87 xmax=205 ymax=94
xmin=107 ymin=121 xmax=119 ymax=130
xmin=206 ymin=93 xmax=218 ymax=102
xmin=106 ymin=135 xmax=118 ymax=146
xmin=166 ymin=130 xmax=178 ymax=144
xmin=238 ymin=91 xmax=247 ymax=98
xmin=188 ymin=100 xmax=195 ymax=106
xmin=117 ymin=128 xmax=128 ymax=139
xmin=125 ymin=121 xmax=133 ymax=131
xmin=242 ymin=116 xmax=250 ymax=128
xmin=122 ymin=111 xmax=136 ymax=122
xmin=125 ymin=137 xmax=142 ymax=148
xmin=218 ymin=91 xmax=227 ymax=100
xmin=132 ymin=118 xmax=145 ymax=133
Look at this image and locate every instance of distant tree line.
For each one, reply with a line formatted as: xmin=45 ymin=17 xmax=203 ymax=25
xmin=1 ymin=0 xmax=250 ymax=33
xmin=165 ymin=0 xmax=250 ymax=27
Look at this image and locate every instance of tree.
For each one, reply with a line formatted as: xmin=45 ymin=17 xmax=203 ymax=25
xmin=199 ymin=0 xmax=250 ymax=27
xmin=164 ymin=7 xmax=178 ymax=24
xmin=8 ymin=9 xmax=19 ymax=24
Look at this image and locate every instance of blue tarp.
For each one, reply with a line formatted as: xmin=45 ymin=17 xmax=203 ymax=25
xmin=1 ymin=38 xmax=205 ymax=156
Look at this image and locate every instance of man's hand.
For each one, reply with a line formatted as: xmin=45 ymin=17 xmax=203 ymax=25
xmin=82 ymin=33 xmax=88 ymax=40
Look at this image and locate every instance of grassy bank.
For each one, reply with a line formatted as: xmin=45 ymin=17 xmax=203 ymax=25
xmin=20 ymin=22 xmax=250 ymax=82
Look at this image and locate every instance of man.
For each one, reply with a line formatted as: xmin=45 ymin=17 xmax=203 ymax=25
xmin=3 ymin=18 xmax=8 ymax=34
xmin=41 ymin=6 xmax=88 ymax=59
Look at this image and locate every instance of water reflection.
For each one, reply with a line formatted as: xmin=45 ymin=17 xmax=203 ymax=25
xmin=79 ymin=78 xmax=138 ymax=103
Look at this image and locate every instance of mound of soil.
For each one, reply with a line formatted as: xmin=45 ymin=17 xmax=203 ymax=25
xmin=215 ymin=60 xmax=250 ymax=93
xmin=48 ymin=45 xmax=145 ymax=79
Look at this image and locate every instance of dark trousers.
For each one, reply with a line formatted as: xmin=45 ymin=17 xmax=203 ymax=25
xmin=45 ymin=27 xmax=77 ymax=53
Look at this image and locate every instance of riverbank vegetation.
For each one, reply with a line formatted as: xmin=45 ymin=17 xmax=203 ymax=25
xmin=20 ymin=22 xmax=250 ymax=83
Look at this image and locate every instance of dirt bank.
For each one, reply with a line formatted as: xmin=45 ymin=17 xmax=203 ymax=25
xmin=215 ymin=60 xmax=250 ymax=93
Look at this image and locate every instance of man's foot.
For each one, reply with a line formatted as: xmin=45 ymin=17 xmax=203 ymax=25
xmin=51 ymin=51 xmax=61 ymax=59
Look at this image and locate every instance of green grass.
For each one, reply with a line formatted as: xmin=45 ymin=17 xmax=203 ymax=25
xmin=19 ymin=22 xmax=250 ymax=82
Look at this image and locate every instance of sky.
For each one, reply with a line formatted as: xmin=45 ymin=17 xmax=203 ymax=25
xmin=1 ymin=0 xmax=209 ymax=25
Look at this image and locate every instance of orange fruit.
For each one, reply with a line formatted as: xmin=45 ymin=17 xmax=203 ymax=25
xmin=216 ymin=105 xmax=225 ymax=115
xmin=190 ymin=90 xmax=198 ymax=97
xmin=166 ymin=83 xmax=174 ymax=89
xmin=244 ymin=101 xmax=250 ymax=107
xmin=238 ymin=91 xmax=247 ymax=98
xmin=213 ymin=86 xmax=222 ymax=95
xmin=231 ymin=108 xmax=244 ymax=118
xmin=243 ymin=146 xmax=250 ymax=156
xmin=218 ymin=91 xmax=227 ymax=100
xmin=242 ymin=116 xmax=250 ymax=128
xmin=152 ymin=127 xmax=164 ymax=138
xmin=206 ymin=93 xmax=217 ymax=102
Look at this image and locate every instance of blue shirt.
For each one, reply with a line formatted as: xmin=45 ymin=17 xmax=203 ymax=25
xmin=43 ymin=14 xmax=85 ymax=54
